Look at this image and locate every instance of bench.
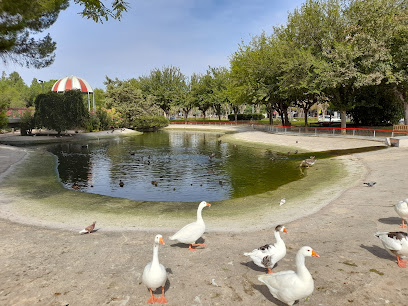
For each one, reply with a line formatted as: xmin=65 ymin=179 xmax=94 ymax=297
xmin=393 ymin=124 xmax=408 ymax=132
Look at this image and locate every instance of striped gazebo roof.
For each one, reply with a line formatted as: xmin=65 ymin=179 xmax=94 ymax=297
xmin=52 ymin=75 xmax=93 ymax=93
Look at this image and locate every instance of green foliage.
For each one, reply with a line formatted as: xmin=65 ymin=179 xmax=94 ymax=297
xmin=228 ymin=113 xmax=264 ymax=121
xmin=86 ymin=107 xmax=116 ymax=131
xmin=73 ymin=0 xmax=129 ymax=23
xmin=0 ymin=0 xmax=69 ymax=68
xmin=105 ymin=79 xmax=161 ymax=128
xmin=0 ymin=110 xmax=7 ymax=129
xmin=34 ymin=90 xmax=89 ymax=134
xmin=139 ymin=66 xmax=186 ymax=116
xmin=349 ymin=85 xmax=403 ymax=126
xmin=0 ymin=71 xmax=31 ymax=108
xmin=0 ymin=0 xmax=128 ymax=68
xmin=132 ymin=116 xmax=169 ymax=131
xmin=19 ymin=109 xmax=35 ymax=135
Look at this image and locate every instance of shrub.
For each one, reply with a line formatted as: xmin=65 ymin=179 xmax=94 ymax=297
xmin=228 ymin=113 xmax=264 ymax=121
xmin=132 ymin=116 xmax=169 ymax=131
xmin=19 ymin=110 xmax=35 ymax=135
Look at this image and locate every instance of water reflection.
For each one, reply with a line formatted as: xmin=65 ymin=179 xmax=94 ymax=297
xmin=45 ymin=131 xmax=304 ymax=202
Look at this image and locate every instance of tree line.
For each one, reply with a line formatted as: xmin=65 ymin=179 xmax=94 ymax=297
xmin=1 ymin=0 xmax=408 ymax=132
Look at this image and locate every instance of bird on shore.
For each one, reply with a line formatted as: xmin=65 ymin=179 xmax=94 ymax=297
xmin=394 ymin=199 xmax=408 ymax=228
xmin=363 ymin=182 xmax=376 ymax=187
xmin=258 ymin=246 xmax=320 ymax=305
xmin=142 ymin=234 xmax=167 ymax=304
xmin=169 ymin=201 xmax=211 ymax=251
xmin=300 ymin=156 xmax=316 ymax=168
xmin=279 ymin=198 xmax=286 ymax=206
xmin=72 ymin=182 xmax=80 ymax=190
xmin=375 ymin=230 xmax=408 ymax=267
xmin=79 ymin=221 xmax=96 ymax=234
xmin=244 ymin=225 xmax=288 ymax=273
xmin=151 ymin=181 xmax=158 ymax=187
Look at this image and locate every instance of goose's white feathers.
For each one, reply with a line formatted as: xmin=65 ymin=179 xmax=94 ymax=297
xmin=375 ymin=231 xmax=408 ymax=267
xmin=394 ymin=200 xmax=408 ymax=227
xmin=142 ymin=234 xmax=167 ymax=290
xmin=169 ymin=201 xmax=210 ymax=244
xmin=244 ymin=225 xmax=287 ymax=272
xmin=258 ymin=246 xmax=319 ymax=306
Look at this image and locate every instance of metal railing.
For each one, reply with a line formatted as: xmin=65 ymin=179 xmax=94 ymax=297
xmin=170 ymin=121 xmax=408 ymax=139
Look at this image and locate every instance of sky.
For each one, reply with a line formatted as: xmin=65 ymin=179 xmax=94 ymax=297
xmin=2 ymin=0 xmax=305 ymax=90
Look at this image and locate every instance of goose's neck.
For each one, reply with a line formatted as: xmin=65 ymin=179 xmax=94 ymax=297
xmin=274 ymin=230 xmax=282 ymax=242
xmin=295 ymin=253 xmax=312 ymax=280
xmin=197 ymin=206 xmax=204 ymax=223
xmin=152 ymin=244 xmax=160 ymax=266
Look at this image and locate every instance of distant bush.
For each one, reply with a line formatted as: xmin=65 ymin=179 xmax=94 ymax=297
xmin=132 ymin=116 xmax=169 ymax=131
xmin=228 ymin=113 xmax=264 ymax=121
xmin=19 ymin=110 xmax=35 ymax=135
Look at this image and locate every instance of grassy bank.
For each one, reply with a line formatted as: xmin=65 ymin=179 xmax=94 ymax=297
xmin=0 ymin=136 xmax=364 ymax=231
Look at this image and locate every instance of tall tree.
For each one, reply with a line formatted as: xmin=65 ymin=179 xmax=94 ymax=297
xmin=0 ymin=0 xmax=129 ymax=68
xmin=140 ymin=66 xmax=186 ymax=118
xmin=105 ymin=79 xmax=161 ymax=127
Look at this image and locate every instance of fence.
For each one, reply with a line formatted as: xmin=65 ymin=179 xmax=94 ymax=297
xmin=170 ymin=121 xmax=408 ymax=139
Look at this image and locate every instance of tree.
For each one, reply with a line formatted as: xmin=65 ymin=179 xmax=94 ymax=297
xmin=140 ymin=66 xmax=186 ymax=118
xmin=105 ymin=79 xmax=162 ymax=128
xmin=0 ymin=0 xmax=129 ymax=68
xmin=207 ymin=66 xmax=230 ymax=121
xmin=278 ymin=45 xmax=328 ymax=126
xmin=34 ymin=90 xmax=88 ymax=135
xmin=0 ymin=71 xmax=30 ymax=108
xmin=349 ymin=84 xmax=403 ymax=126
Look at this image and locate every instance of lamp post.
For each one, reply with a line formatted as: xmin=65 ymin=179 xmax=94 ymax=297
xmin=38 ymin=80 xmax=44 ymax=93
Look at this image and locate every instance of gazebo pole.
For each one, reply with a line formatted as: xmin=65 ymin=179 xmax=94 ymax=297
xmin=87 ymin=92 xmax=90 ymax=111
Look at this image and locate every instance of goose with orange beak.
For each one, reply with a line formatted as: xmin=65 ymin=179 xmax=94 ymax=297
xmin=258 ymin=246 xmax=319 ymax=306
xmin=169 ymin=201 xmax=211 ymax=251
xmin=244 ymin=225 xmax=288 ymax=273
xmin=142 ymin=234 xmax=167 ymax=304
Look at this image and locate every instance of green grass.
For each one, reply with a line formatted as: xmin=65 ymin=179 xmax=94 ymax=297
xmin=0 ymin=137 xmax=363 ymax=230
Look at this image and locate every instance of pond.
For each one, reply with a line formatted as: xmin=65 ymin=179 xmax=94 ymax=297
xmin=44 ymin=130 xmax=306 ymax=202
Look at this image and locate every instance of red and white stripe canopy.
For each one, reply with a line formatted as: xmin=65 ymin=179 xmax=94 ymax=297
xmin=52 ymin=75 xmax=93 ymax=93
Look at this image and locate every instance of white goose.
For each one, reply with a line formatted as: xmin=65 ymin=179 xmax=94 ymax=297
xmin=258 ymin=246 xmax=320 ymax=306
xmin=394 ymin=199 xmax=408 ymax=228
xmin=375 ymin=230 xmax=408 ymax=268
xmin=142 ymin=234 xmax=167 ymax=304
xmin=244 ymin=225 xmax=288 ymax=273
xmin=169 ymin=201 xmax=211 ymax=251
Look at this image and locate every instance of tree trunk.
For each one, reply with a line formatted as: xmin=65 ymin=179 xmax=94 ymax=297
xmin=303 ymin=106 xmax=309 ymax=127
xmin=268 ymin=110 xmax=273 ymax=125
xmin=340 ymin=110 xmax=347 ymax=134
xmin=404 ymin=101 xmax=408 ymax=125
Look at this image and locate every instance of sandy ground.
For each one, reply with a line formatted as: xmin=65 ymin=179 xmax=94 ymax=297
xmin=1 ymin=127 xmax=408 ymax=305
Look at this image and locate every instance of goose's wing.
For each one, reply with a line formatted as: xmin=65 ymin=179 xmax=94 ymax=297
xmin=169 ymin=221 xmax=203 ymax=242
xmin=376 ymin=232 xmax=405 ymax=251
xmin=258 ymin=270 xmax=298 ymax=291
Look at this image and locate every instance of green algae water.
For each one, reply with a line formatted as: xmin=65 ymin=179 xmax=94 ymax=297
xmin=44 ymin=130 xmax=306 ymax=202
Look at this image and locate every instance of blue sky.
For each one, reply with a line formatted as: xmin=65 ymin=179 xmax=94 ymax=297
xmin=2 ymin=0 xmax=305 ymax=89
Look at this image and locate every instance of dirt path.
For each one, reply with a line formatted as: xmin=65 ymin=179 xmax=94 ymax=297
xmin=0 ymin=130 xmax=407 ymax=305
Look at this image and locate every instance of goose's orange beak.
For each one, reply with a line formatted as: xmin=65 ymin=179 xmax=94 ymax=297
xmin=283 ymin=228 xmax=288 ymax=234
xmin=159 ymin=237 xmax=165 ymax=245
xmin=206 ymin=202 xmax=211 ymax=207
xmin=312 ymin=250 xmax=320 ymax=257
